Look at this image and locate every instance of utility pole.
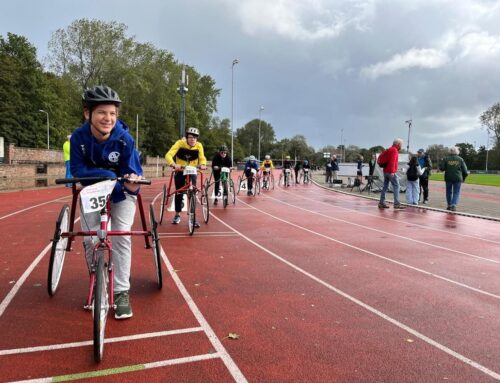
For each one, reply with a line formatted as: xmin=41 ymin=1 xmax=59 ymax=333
xmin=177 ymin=66 xmax=188 ymax=138
xmin=231 ymin=59 xmax=239 ymax=167
xmin=405 ymin=119 xmax=412 ymax=153
xmin=258 ymin=106 xmax=264 ymax=161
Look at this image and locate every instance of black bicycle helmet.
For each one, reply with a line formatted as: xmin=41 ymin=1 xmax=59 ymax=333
xmin=219 ymin=144 xmax=228 ymax=152
xmin=82 ymin=85 xmax=122 ymax=108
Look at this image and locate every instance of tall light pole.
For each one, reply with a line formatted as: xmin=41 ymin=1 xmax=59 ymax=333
xmin=405 ymin=119 xmax=412 ymax=153
xmin=340 ymin=128 xmax=344 ymax=162
xmin=177 ymin=66 xmax=188 ymax=138
xmin=486 ymin=130 xmax=490 ymax=172
xmin=258 ymin=106 xmax=264 ymax=161
xmin=39 ymin=109 xmax=49 ymax=149
xmin=231 ymin=59 xmax=239 ymax=167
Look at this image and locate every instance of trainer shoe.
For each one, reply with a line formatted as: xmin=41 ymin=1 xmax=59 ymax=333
xmin=172 ymin=214 xmax=181 ymax=224
xmin=247 ymin=190 xmax=252 ymax=196
xmin=194 ymin=221 xmax=201 ymax=228
xmin=423 ymin=200 xmax=429 ymax=205
xmin=450 ymin=205 xmax=456 ymax=211
xmin=114 ymin=291 xmax=133 ymax=319
xmin=378 ymin=203 xmax=390 ymax=209
xmin=214 ymin=198 xmax=218 ymax=205
xmin=393 ymin=204 xmax=406 ymax=209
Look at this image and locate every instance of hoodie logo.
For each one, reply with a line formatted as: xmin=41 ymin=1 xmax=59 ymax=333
xmin=108 ymin=152 xmax=120 ymax=163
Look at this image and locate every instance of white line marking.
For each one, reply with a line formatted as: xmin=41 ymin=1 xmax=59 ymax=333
xmin=209 ymin=211 xmax=500 ymax=381
xmin=236 ymin=199 xmax=500 ymax=300
xmin=0 ymin=196 xmax=70 ymax=221
xmin=160 ymin=247 xmax=248 ymax=382
xmin=264 ymin=194 xmax=500 ymax=264
xmin=0 ymin=327 xmax=203 ymax=356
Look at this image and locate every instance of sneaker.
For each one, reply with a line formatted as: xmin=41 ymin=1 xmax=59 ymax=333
xmin=194 ymin=221 xmax=201 ymax=228
xmin=172 ymin=214 xmax=181 ymax=224
xmin=378 ymin=203 xmax=390 ymax=209
xmin=247 ymin=190 xmax=252 ymax=196
xmin=214 ymin=198 xmax=218 ymax=205
xmin=450 ymin=205 xmax=456 ymax=211
xmin=393 ymin=204 xmax=406 ymax=210
xmin=446 ymin=205 xmax=451 ymax=211
xmin=423 ymin=200 xmax=429 ymax=205
xmin=114 ymin=291 xmax=133 ymax=319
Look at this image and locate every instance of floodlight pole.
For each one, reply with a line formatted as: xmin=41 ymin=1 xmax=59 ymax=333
xmin=405 ymin=119 xmax=412 ymax=153
xmin=231 ymin=59 xmax=239 ymax=167
xmin=177 ymin=66 xmax=188 ymax=138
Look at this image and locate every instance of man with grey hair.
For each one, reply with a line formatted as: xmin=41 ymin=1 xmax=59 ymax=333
xmin=376 ymin=138 xmax=405 ymax=209
xmin=439 ymin=146 xmax=468 ymax=211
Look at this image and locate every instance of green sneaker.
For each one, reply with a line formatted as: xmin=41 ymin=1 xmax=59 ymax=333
xmin=114 ymin=291 xmax=133 ymax=319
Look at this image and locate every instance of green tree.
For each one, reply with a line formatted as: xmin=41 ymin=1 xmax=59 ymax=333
xmin=236 ymin=119 xmax=276 ymax=160
xmin=480 ymin=103 xmax=500 ymax=148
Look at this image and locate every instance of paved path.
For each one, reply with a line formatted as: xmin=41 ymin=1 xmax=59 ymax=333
xmin=312 ymin=173 xmax=500 ymax=220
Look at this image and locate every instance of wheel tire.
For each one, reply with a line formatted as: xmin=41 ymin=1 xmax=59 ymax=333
xmin=223 ymin=181 xmax=228 ymax=208
xmin=236 ymin=176 xmax=242 ymax=195
xmin=188 ymin=192 xmax=196 ymax=235
xmin=93 ymin=254 xmax=108 ymax=363
xmin=253 ymin=177 xmax=260 ymax=197
xmin=149 ymin=204 xmax=162 ymax=289
xmin=159 ymin=184 xmax=167 ymax=225
xmin=230 ymin=179 xmax=236 ymax=204
xmin=48 ymin=204 xmax=70 ymax=296
xmin=202 ymin=186 xmax=210 ymax=223
xmin=271 ymin=174 xmax=275 ymax=190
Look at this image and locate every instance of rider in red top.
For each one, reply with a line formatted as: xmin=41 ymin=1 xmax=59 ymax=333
xmin=377 ymin=138 xmax=405 ymax=210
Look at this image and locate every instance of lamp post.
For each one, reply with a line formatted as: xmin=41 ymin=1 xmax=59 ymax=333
xmin=258 ymin=106 xmax=264 ymax=161
xmin=486 ymin=130 xmax=490 ymax=172
xmin=340 ymin=128 xmax=344 ymax=162
xmin=39 ymin=109 xmax=49 ymax=149
xmin=177 ymin=66 xmax=188 ymax=138
xmin=405 ymin=119 xmax=412 ymax=153
xmin=231 ymin=59 xmax=239 ymax=167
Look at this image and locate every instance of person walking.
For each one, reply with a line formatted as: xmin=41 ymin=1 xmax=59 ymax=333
xmin=405 ymin=155 xmax=423 ymax=205
xmin=377 ymin=138 xmax=405 ymax=209
xmin=439 ymin=146 xmax=468 ymax=212
xmin=417 ymin=148 xmax=432 ymax=204
xmin=63 ymin=134 xmax=72 ymax=187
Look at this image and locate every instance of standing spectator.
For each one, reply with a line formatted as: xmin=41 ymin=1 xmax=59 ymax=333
xmin=330 ymin=155 xmax=339 ymax=185
xmin=417 ymin=148 xmax=432 ymax=204
xmin=377 ymin=138 xmax=405 ymax=209
xmin=368 ymin=154 xmax=376 ymax=176
xmin=439 ymin=146 xmax=468 ymax=211
xmin=294 ymin=160 xmax=301 ymax=184
xmin=63 ymin=134 xmax=72 ymax=187
xmin=325 ymin=156 xmax=332 ymax=185
xmin=405 ymin=155 xmax=423 ymax=205
xmin=356 ymin=155 xmax=364 ymax=185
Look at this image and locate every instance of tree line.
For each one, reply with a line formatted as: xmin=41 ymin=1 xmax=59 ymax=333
xmin=1 ymin=18 xmax=499 ymax=170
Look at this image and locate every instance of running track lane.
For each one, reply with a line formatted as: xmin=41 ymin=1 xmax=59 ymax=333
xmin=1 ymin=181 xmax=500 ymax=381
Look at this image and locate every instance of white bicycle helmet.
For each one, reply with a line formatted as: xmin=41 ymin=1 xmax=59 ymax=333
xmin=185 ymin=127 xmax=200 ymax=137
xmin=249 ymin=155 xmax=256 ymax=161
xmin=265 ymin=155 xmax=270 ymax=160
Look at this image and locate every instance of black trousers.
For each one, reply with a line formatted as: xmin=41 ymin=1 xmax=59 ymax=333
xmin=174 ymin=172 xmax=197 ymax=213
xmin=419 ymin=176 xmax=429 ymax=201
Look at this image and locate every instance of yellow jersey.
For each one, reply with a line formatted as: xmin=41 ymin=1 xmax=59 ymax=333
xmin=165 ymin=139 xmax=207 ymax=167
xmin=260 ymin=159 xmax=274 ymax=170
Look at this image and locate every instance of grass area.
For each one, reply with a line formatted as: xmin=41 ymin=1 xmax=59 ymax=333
xmin=428 ymin=173 xmax=500 ymax=187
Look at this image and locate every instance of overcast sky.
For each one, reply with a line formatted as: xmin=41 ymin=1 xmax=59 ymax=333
xmin=1 ymin=0 xmax=499 ymax=152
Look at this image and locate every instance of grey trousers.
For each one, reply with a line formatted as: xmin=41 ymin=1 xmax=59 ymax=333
xmin=81 ymin=193 xmax=137 ymax=293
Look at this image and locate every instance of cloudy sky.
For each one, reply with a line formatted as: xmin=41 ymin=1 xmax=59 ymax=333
xmin=1 ymin=0 xmax=499 ymax=152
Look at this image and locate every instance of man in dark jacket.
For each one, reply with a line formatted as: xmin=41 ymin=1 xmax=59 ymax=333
xmin=439 ymin=146 xmax=468 ymax=211
xmin=211 ymin=145 xmax=232 ymax=205
xmin=417 ymin=148 xmax=432 ymax=204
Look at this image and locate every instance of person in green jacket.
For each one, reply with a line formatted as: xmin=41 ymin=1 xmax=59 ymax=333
xmin=439 ymin=146 xmax=468 ymax=212
xmin=63 ymin=134 xmax=72 ymax=187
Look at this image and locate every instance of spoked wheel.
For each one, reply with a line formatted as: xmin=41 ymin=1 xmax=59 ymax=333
xmin=229 ymin=179 xmax=236 ymax=204
xmin=149 ymin=204 xmax=162 ymax=289
xmin=271 ymin=174 xmax=275 ymax=190
xmin=48 ymin=204 xmax=70 ymax=296
xmin=253 ymin=177 xmax=260 ymax=197
xmin=93 ymin=254 xmax=109 ymax=363
xmin=222 ymin=181 xmax=229 ymax=208
xmin=236 ymin=176 xmax=243 ymax=195
xmin=188 ymin=191 xmax=196 ymax=235
xmin=159 ymin=184 xmax=167 ymax=225
xmin=201 ymin=186 xmax=210 ymax=223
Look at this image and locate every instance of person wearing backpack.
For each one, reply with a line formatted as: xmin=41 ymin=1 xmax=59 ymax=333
xmin=377 ymin=138 xmax=405 ymax=209
xmin=405 ymin=155 xmax=423 ymax=205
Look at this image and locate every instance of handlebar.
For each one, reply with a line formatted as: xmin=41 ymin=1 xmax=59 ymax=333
xmin=55 ymin=176 xmax=151 ymax=185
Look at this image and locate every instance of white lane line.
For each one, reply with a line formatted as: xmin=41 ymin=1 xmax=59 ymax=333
xmin=0 ymin=327 xmax=203 ymax=356
xmin=263 ymin=194 xmax=500 ymax=264
xmin=8 ymin=353 xmax=221 ymax=383
xmin=208 ymin=211 xmax=500 ymax=381
xmin=296 ymin=187 xmax=500 ymax=244
xmin=0 ymin=217 xmax=80 ymax=318
xmin=0 ymin=196 xmax=70 ymax=221
xmin=160 ymin=247 xmax=248 ymax=383
xmin=235 ymin=198 xmax=500 ymax=301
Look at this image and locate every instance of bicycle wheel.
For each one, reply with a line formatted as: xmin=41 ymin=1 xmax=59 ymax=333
xmin=253 ymin=177 xmax=260 ymax=197
xmin=48 ymin=204 xmax=70 ymax=296
xmin=93 ymin=254 xmax=109 ymax=362
xmin=222 ymin=181 xmax=228 ymax=208
xmin=236 ymin=176 xmax=242 ymax=195
xmin=229 ymin=179 xmax=236 ymax=204
xmin=188 ymin=191 xmax=196 ymax=235
xmin=201 ymin=186 xmax=210 ymax=223
xmin=149 ymin=204 xmax=162 ymax=289
xmin=159 ymin=184 xmax=167 ymax=225
xmin=271 ymin=174 xmax=275 ymax=190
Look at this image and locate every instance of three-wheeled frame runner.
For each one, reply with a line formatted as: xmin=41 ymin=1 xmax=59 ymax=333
xmin=47 ymin=176 xmax=162 ymax=362
xmin=159 ymin=166 xmax=210 ymax=234
xmin=205 ymin=166 xmax=236 ymax=208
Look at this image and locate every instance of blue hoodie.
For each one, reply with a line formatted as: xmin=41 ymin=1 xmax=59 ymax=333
xmin=70 ymin=120 xmax=143 ymax=203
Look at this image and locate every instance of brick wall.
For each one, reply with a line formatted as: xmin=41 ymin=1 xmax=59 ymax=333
xmin=6 ymin=144 xmax=64 ymax=164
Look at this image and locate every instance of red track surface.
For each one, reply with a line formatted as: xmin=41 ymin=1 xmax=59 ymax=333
xmin=1 ymin=178 xmax=500 ymax=382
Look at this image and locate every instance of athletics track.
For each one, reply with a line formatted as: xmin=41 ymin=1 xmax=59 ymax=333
xmin=0 ymin=175 xmax=500 ymax=382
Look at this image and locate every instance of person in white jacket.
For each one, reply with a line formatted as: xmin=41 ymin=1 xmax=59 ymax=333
xmin=406 ymin=155 xmax=424 ymax=205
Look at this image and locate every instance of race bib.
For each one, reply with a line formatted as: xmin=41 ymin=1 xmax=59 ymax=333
xmin=183 ymin=166 xmax=197 ymax=175
xmin=80 ymin=180 xmax=116 ymax=214
xmin=221 ymin=167 xmax=230 ymax=173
